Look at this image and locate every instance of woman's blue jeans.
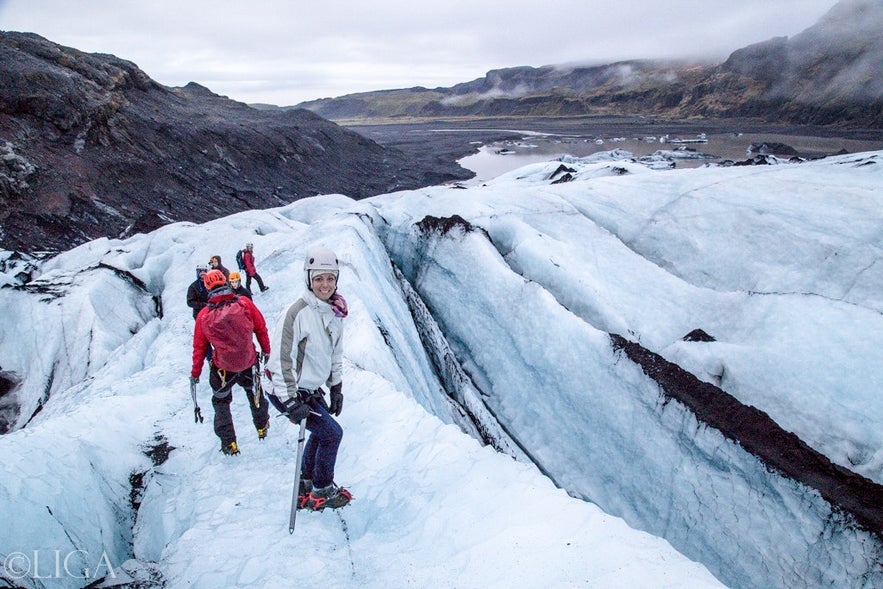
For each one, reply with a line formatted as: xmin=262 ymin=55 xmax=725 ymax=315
xmin=302 ymin=396 xmax=343 ymax=488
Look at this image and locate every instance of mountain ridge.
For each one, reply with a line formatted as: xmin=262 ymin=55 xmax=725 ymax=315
xmin=296 ymin=0 xmax=883 ymax=128
xmin=0 ymin=31 xmax=470 ymax=254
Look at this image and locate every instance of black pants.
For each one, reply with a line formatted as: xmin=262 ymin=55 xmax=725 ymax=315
xmin=209 ymin=362 xmax=269 ymax=444
xmin=246 ymin=272 xmax=266 ymax=292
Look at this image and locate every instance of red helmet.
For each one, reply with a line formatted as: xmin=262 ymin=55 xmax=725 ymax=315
xmin=202 ymin=269 xmax=227 ymax=290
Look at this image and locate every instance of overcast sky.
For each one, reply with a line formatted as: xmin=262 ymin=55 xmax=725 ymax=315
xmin=1 ymin=0 xmax=841 ymax=106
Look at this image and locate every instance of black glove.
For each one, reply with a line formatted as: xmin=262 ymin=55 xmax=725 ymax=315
xmin=260 ymin=352 xmax=270 ymax=364
xmin=189 ymin=376 xmax=199 ymax=385
xmin=329 ymin=382 xmax=343 ymax=416
xmin=282 ymin=397 xmax=310 ymax=423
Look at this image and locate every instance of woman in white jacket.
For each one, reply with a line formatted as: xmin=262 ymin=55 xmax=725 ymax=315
xmin=268 ymin=246 xmax=351 ymax=511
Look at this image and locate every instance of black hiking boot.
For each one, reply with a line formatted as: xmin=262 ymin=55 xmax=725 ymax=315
xmin=221 ymin=440 xmax=240 ymax=455
xmin=257 ymin=420 xmax=269 ymax=440
xmin=306 ymin=483 xmax=352 ymax=511
xmin=296 ymin=479 xmax=313 ymax=510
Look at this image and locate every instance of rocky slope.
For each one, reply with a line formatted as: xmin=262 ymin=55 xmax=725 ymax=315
xmin=0 ymin=32 xmax=470 ymax=254
xmin=298 ymin=0 xmax=883 ymax=128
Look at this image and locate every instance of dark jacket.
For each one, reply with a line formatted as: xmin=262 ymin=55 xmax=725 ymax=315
xmin=209 ymin=256 xmax=230 ymax=279
xmin=231 ymin=284 xmax=253 ymax=300
xmin=186 ymin=269 xmax=209 ymax=319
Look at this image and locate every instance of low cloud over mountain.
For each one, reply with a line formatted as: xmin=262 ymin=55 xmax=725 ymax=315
xmin=299 ymin=0 xmax=883 ymax=128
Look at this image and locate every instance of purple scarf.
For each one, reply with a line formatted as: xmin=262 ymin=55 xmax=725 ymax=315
xmin=329 ymin=292 xmax=348 ymax=318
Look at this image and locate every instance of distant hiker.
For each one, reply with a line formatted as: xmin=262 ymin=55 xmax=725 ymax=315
xmin=228 ymin=271 xmax=252 ymax=299
xmin=239 ymin=243 xmax=268 ymax=293
xmin=186 ymin=265 xmax=210 ymax=319
xmin=267 ymin=246 xmax=351 ymax=510
xmin=209 ymin=255 xmax=230 ymax=280
xmin=187 ymin=264 xmax=214 ymax=362
xmin=190 ymin=269 xmax=271 ymax=455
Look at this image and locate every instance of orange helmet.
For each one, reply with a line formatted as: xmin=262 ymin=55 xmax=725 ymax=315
xmin=229 ymin=271 xmax=241 ymax=281
xmin=202 ymin=269 xmax=227 ymax=290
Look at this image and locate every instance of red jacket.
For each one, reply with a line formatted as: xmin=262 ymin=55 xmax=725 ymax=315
xmin=191 ymin=291 xmax=270 ymax=377
xmin=242 ymin=249 xmax=257 ymax=276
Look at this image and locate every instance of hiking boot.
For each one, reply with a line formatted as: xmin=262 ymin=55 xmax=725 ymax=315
xmin=260 ymin=286 xmax=269 ymax=292
xmin=257 ymin=421 xmax=269 ymax=440
xmin=221 ymin=440 xmax=240 ymax=455
xmin=306 ymin=483 xmax=352 ymax=511
xmin=296 ymin=479 xmax=313 ymax=510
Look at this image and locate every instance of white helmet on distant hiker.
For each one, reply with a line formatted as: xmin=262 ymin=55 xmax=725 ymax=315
xmin=303 ymin=246 xmax=339 ymax=287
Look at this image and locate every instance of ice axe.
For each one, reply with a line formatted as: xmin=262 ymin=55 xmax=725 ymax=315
xmin=252 ymin=354 xmax=265 ymax=409
xmin=289 ymin=417 xmax=307 ymax=534
xmin=190 ymin=377 xmax=204 ymax=423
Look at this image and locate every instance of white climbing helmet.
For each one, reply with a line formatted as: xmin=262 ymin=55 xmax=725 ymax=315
xmin=303 ymin=246 xmax=339 ymax=287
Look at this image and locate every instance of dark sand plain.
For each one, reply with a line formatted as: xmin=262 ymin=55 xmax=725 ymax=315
xmin=350 ymin=116 xmax=883 ymax=177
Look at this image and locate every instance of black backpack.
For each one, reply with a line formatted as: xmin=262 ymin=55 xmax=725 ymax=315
xmin=235 ymin=249 xmax=246 ymax=270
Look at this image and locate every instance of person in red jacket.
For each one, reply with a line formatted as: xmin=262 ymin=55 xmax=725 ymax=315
xmin=241 ymin=243 xmax=268 ymax=293
xmin=190 ymin=269 xmax=271 ymax=455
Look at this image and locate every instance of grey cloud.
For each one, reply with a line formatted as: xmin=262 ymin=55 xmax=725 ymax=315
xmin=0 ymin=0 xmax=841 ymax=105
